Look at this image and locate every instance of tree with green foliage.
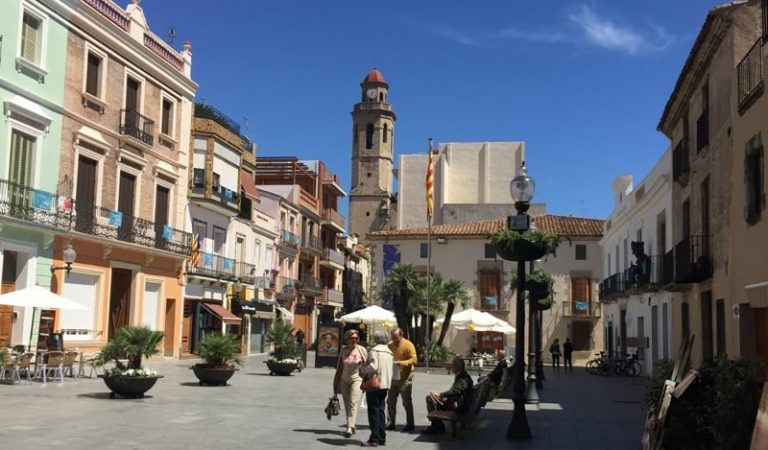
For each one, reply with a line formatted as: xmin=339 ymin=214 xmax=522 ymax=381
xmin=96 ymin=325 xmax=164 ymax=372
xmin=380 ymin=263 xmax=421 ymax=340
xmin=436 ymin=279 xmax=471 ymax=347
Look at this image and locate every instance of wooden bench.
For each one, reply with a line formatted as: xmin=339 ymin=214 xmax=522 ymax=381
xmin=427 ymin=378 xmax=492 ymax=438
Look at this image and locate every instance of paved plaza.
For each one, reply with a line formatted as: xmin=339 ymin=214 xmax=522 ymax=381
xmin=0 ymin=354 xmax=645 ymax=449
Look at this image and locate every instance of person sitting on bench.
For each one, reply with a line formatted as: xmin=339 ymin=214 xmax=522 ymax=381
xmin=423 ymin=356 xmax=474 ymax=434
xmin=478 ymin=350 xmax=508 ymax=397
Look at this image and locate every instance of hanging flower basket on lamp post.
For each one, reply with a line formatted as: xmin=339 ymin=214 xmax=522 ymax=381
xmin=489 ymin=229 xmax=559 ymax=262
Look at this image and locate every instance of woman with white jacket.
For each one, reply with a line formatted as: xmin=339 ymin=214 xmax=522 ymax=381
xmin=360 ymin=331 xmax=394 ymax=447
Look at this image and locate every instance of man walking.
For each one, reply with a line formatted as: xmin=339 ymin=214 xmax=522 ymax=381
xmin=563 ymin=338 xmax=574 ymax=370
xmin=386 ymin=328 xmax=417 ymax=432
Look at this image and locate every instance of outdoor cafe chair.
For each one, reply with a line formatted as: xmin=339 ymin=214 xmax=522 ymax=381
xmin=79 ymin=352 xmax=102 ymax=378
xmin=38 ymin=351 xmax=65 ymax=383
xmin=63 ymin=351 xmax=79 ymax=380
xmin=6 ymin=352 xmax=34 ymax=384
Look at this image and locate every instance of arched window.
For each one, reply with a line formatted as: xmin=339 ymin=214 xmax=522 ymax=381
xmin=365 ymin=123 xmax=374 ymax=149
xmin=383 ymin=123 xmax=388 ymax=143
xmin=379 ymin=92 xmax=384 ymax=102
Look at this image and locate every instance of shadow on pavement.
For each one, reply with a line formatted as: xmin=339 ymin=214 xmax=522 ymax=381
xmin=177 ymin=382 xmax=232 ymax=387
xmin=293 ymin=428 xmax=345 ymax=436
xmin=76 ymin=392 xmax=154 ymax=400
xmin=316 ymin=438 xmax=364 ymax=446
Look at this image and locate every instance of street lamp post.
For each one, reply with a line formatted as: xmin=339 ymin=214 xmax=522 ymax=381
xmin=526 ymin=260 xmax=539 ymax=404
xmin=536 ymin=302 xmax=545 ymax=389
xmin=50 ymin=243 xmax=77 ymax=275
xmin=507 ymin=162 xmax=534 ymax=440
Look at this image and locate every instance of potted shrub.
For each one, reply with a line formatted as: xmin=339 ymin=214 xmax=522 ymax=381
xmin=264 ymin=321 xmax=300 ymax=376
xmin=537 ymin=297 xmax=554 ymax=311
xmin=489 ymin=229 xmax=559 ymax=262
xmin=526 ymin=271 xmax=553 ymax=299
xmin=95 ymin=325 xmax=164 ymax=399
xmin=192 ymin=333 xmax=242 ymax=386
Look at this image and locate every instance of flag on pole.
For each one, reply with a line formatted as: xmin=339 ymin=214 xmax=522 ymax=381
xmin=426 ymin=139 xmax=434 ymax=219
xmin=190 ymin=234 xmax=201 ymax=267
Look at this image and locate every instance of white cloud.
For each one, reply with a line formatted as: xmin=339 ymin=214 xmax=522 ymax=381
xmin=568 ymin=4 xmax=672 ymax=54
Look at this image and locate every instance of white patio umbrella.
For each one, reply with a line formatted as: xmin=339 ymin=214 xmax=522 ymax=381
xmin=0 ymin=286 xmax=88 ymax=310
xmin=436 ymin=308 xmax=500 ymax=328
xmin=339 ymin=305 xmax=395 ymax=325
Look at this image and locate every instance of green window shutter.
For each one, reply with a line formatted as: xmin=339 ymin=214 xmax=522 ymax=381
xmin=21 ymin=13 xmax=40 ymax=63
xmin=9 ymin=130 xmax=35 ymax=187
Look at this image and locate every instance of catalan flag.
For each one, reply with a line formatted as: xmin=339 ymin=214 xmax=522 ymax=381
xmin=426 ymin=139 xmax=434 ymax=219
xmin=190 ymin=234 xmax=201 ymax=267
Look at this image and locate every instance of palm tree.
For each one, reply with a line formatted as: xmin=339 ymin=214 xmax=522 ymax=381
xmin=410 ymin=275 xmax=447 ymax=348
xmin=437 ymin=279 xmax=470 ymax=346
xmin=381 ymin=263 xmax=422 ymax=340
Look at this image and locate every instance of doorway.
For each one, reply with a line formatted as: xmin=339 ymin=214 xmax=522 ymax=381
xmin=755 ymin=308 xmax=768 ymax=380
xmin=117 ymin=172 xmax=136 ymax=242
xmin=572 ymin=321 xmax=592 ymax=351
xmin=164 ymin=299 xmax=176 ymax=357
xmin=108 ymin=268 xmax=132 ymax=339
xmin=619 ymin=309 xmax=628 ymax=356
xmin=75 ymin=155 xmax=97 ymax=233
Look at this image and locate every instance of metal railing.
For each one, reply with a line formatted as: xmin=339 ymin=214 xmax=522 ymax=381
xmin=253 ymin=276 xmax=272 ymax=290
xmin=322 ymin=248 xmax=346 ymax=266
xmin=120 ymin=109 xmax=154 ymax=145
xmin=280 ymin=229 xmax=301 ymax=246
xmin=302 ymin=234 xmax=322 ymax=252
xmin=188 ymin=253 xmax=237 ymax=279
xmin=476 ymin=295 xmax=507 ymax=311
xmin=0 ymin=179 xmax=192 ymax=256
xmin=323 ymin=288 xmax=344 ymax=304
xmin=277 ymin=276 xmax=297 ymax=296
xmin=563 ymin=300 xmax=600 ymax=317
xmin=235 ymin=262 xmax=256 ymax=284
xmin=674 ymin=234 xmax=712 ymax=283
xmin=737 ymin=38 xmax=764 ymax=112
xmin=298 ymin=276 xmax=323 ymax=293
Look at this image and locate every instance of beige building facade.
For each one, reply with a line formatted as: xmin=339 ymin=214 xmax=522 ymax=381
xmin=368 ymin=215 xmax=604 ymax=360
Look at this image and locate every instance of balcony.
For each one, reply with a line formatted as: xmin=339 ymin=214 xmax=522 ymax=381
xmin=187 ymin=253 xmax=237 ymax=280
xmin=321 ymin=248 xmax=346 ymax=270
xmin=322 ymin=173 xmax=347 ymax=196
xmin=194 ymin=103 xmax=253 ymax=152
xmin=322 ymin=288 xmax=344 ymax=305
xmin=253 ymin=276 xmax=272 ymax=290
xmin=599 ymin=272 xmax=627 ymax=301
xmin=674 ymin=235 xmax=712 ymax=284
xmin=672 ymin=140 xmax=690 ymax=185
xmin=298 ymin=276 xmax=323 ymax=295
xmin=476 ymin=295 xmax=507 ymax=312
xmin=301 ymin=234 xmax=323 ymax=256
xmin=235 ymin=262 xmax=256 ymax=285
xmin=737 ymin=38 xmax=764 ymax=114
xmin=276 ymin=276 xmax=297 ymax=300
xmin=563 ymin=300 xmax=600 ymax=317
xmin=322 ymin=209 xmax=346 ymax=232
xmin=0 ymin=179 xmax=192 ymax=256
xmin=278 ymin=230 xmax=300 ymax=256
xmin=662 ymin=250 xmax=675 ymax=285
xmin=120 ymin=109 xmax=154 ymax=146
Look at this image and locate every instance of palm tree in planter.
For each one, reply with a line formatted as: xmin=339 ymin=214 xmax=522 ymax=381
xmin=381 ymin=263 xmax=422 ymax=340
xmin=409 ymin=275 xmax=447 ymax=349
xmin=95 ymin=325 xmax=164 ymax=399
xmin=436 ymin=279 xmax=471 ymax=347
xmin=265 ymin=321 xmax=300 ymax=375
xmin=192 ymin=333 xmax=243 ymax=386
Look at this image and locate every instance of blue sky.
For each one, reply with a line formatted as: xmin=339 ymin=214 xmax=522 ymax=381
xmin=141 ymin=0 xmax=723 ymax=221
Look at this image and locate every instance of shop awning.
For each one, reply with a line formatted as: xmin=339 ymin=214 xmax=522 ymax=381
xmin=276 ymin=306 xmax=294 ymax=321
xmin=241 ymin=168 xmax=260 ymax=201
xmin=201 ymin=302 xmax=241 ymax=325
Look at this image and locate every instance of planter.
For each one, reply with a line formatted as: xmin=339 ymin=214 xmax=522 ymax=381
xmin=537 ymin=298 xmax=554 ymax=311
xmin=493 ymin=240 xmax=546 ymax=262
xmin=526 ymin=279 xmax=550 ymax=295
xmin=192 ymin=364 xmax=236 ymax=386
xmin=265 ymin=360 xmax=298 ymax=376
xmin=98 ymin=374 xmax=163 ymax=399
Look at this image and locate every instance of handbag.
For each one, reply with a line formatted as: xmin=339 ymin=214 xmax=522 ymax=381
xmin=360 ymin=374 xmax=380 ymax=392
xmin=324 ymin=394 xmax=341 ymax=420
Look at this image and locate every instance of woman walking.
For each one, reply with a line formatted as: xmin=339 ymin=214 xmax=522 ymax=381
xmin=360 ymin=331 xmax=394 ymax=447
xmin=334 ymin=329 xmax=368 ymax=438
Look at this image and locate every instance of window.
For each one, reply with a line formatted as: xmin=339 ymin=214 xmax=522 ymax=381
xmin=161 ymin=98 xmax=174 ymax=136
xmin=9 ymin=129 xmax=36 ymax=188
xmin=701 ymin=177 xmax=710 ymax=236
xmin=85 ymin=52 xmax=103 ymax=97
xmin=478 ymin=271 xmax=501 ymax=310
xmin=575 ymin=244 xmax=587 ymax=260
xmin=20 ymin=10 xmax=43 ymax=65
xmin=716 ymin=298 xmax=725 ymax=355
xmin=697 ymin=83 xmax=710 ymax=153
xmin=484 ymin=243 xmax=496 ymax=259
xmin=745 ymin=133 xmax=764 ymax=224
xmin=681 ymin=302 xmax=690 ymax=341
xmin=383 ymin=123 xmax=388 ymax=143
xmin=365 ymin=123 xmax=374 ymax=149
xmin=353 ymin=125 xmax=358 ymax=145
xmin=212 ymin=173 xmax=220 ymax=192
xmin=420 ymin=243 xmax=428 ymax=258
xmin=193 ymin=220 xmax=206 ymax=249
xmin=254 ymin=240 xmax=262 ymax=272
xmin=682 ymin=199 xmax=691 ymax=237
xmin=213 ymin=227 xmax=226 ymax=255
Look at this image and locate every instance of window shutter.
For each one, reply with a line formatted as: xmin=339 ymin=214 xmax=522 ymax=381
xmin=86 ymin=53 xmax=100 ymax=96
xmin=9 ymin=130 xmax=35 ymax=187
xmin=21 ymin=14 xmax=40 ymax=63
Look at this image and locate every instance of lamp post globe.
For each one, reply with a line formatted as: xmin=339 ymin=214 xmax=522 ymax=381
xmin=62 ymin=243 xmax=77 ymax=265
xmin=510 ymin=162 xmax=536 ymax=209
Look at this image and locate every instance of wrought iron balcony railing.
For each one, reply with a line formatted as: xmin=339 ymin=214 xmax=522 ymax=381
xmin=322 ymin=288 xmax=344 ymax=304
xmin=120 ymin=109 xmax=154 ymax=146
xmin=563 ymin=300 xmax=600 ymax=317
xmin=298 ymin=276 xmax=323 ymax=293
xmin=737 ymin=38 xmax=764 ymax=113
xmin=674 ymin=234 xmax=712 ymax=284
xmin=322 ymin=209 xmax=346 ymax=229
xmin=302 ymin=234 xmax=322 ymax=253
xmin=187 ymin=252 xmax=237 ymax=280
xmin=280 ymin=229 xmax=301 ymax=247
xmin=0 ymin=179 xmax=192 ymax=256
xmin=322 ymin=248 xmax=346 ymax=267
xmin=476 ymin=295 xmax=507 ymax=312
xmin=235 ymin=262 xmax=256 ymax=284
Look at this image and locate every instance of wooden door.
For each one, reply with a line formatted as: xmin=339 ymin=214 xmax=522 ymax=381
xmin=164 ymin=299 xmax=176 ymax=357
xmin=108 ymin=268 xmax=132 ymax=339
xmin=0 ymin=283 xmax=15 ymax=348
xmin=478 ymin=271 xmax=500 ymax=310
xmin=572 ymin=321 xmax=592 ymax=351
xmin=182 ymin=300 xmax=192 ymax=354
xmin=75 ymin=155 xmax=97 ymax=233
xmin=154 ymin=185 xmax=170 ymax=248
xmin=118 ymin=172 xmax=136 ymax=241
xmin=125 ymin=78 xmax=139 ymax=112
xmin=571 ymin=277 xmax=591 ymax=315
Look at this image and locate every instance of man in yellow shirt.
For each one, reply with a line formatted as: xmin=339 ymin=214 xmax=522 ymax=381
xmin=386 ymin=328 xmax=417 ymax=432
